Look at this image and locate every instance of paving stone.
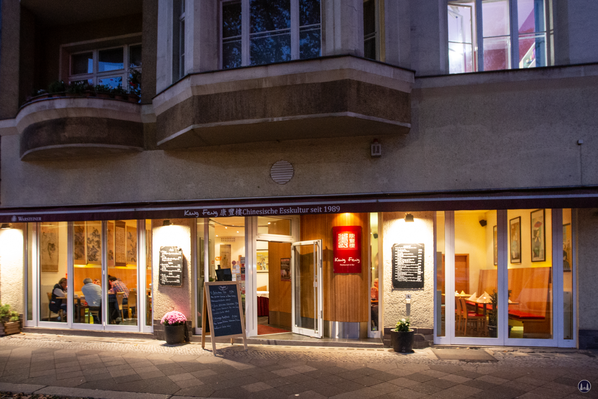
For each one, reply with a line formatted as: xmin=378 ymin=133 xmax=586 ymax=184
xmin=174 ymin=377 xmax=204 ymax=389
xmin=242 ymin=381 xmax=272 ymax=392
xmin=403 ymin=372 xmax=436 ymax=382
xmin=408 ymin=382 xmax=445 ymax=395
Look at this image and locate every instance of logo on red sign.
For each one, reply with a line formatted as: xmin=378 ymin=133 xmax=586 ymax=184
xmin=333 ymin=226 xmax=362 ymax=273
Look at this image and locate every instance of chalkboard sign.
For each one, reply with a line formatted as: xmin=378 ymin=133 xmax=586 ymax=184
xmin=201 ymin=281 xmax=247 ymax=355
xmin=392 ymin=243 xmax=425 ymax=289
xmin=159 ymin=246 xmax=183 ymax=286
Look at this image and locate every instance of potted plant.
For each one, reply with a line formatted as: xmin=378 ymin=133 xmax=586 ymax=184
xmin=128 ymin=69 xmax=141 ymax=103
xmin=391 ymin=318 xmax=414 ymax=353
xmin=0 ymin=303 xmax=21 ymax=336
xmin=66 ymin=81 xmax=86 ymax=97
xmin=95 ymin=84 xmax=112 ymax=99
xmin=48 ymin=80 xmax=66 ymax=96
xmin=161 ymin=310 xmax=187 ymax=345
xmin=112 ymin=85 xmax=128 ymax=101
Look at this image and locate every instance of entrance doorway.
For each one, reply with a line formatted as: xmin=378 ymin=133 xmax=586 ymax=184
xmin=291 ymin=240 xmax=323 ymax=338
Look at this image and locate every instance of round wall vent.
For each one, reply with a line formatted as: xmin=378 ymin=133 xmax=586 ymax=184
xmin=271 ymin=160 xmax=294 ymax=185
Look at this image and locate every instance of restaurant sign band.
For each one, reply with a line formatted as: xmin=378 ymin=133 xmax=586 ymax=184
xmin=333 ymin=226 xmax=362 ymax=273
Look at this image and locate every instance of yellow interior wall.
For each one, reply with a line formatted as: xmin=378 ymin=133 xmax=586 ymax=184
xmin=455 ymin=211 xmax=492 ymax=294
xmin=507 ymin=209 xmax=553 ymax=269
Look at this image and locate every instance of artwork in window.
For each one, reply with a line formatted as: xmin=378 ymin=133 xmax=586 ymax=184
xmin=563 ymin=223 xmax=571 ymax=271
xmin=40 ymin=224 xmax=59 ymax=272
xmin=115 ymin=221 xmax=126 ymax=266
xmin=493 ymin=225 xmax=498 ymax=266
xmin=74 ymin=222 xmax=86 ymax=264
xmin=531 ymin=209 xmax=546 ymax=262
xmin=86 ymin=221 xmax=102 ymax=265
xmin=127 ymin=226 xmax=137 ymax=264
xmin=107 ymin=221 xmax=115 ymax=267
xmin=509 ymin=216 xmax=521 ymax=264
xmin=257 ymin=250 xmax=269 ymax=271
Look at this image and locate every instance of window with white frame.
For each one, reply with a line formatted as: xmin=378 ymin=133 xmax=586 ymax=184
xmin=448 ymin=0 xmax=553 ymax=73
xmin=69 ymin=44 xmax=142 ymax=89
xmin=221 ymin=0 xmax=321 ymax=69
xmin=173 ymin=0 xmax=186 ymax=81
xmin=363 ymin=0 xmax=378 ymax=60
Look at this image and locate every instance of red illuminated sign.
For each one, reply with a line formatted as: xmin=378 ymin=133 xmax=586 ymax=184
xmin=333 ymin=226 xmax=362 ymax=273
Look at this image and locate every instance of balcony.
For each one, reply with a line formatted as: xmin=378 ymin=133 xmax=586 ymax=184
xmin=17 ymin=97 xmax=144 ymax=161
xmin=153 ymin=56 xmax=414 ymax=149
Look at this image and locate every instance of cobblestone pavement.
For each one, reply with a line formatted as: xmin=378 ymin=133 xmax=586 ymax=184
xmin=0 ymin=333 xmax=596 ymax=399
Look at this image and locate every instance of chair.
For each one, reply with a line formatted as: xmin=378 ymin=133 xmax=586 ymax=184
xmin=459 ymin=298 xmax=485 ymax=336
xmin=47 ymin=292 xmax=65 ymax=322
xmin=123 ymin=290 xmax=137 ymax=319
xmin=116 ymin=292 xmax=125 ymax=320
xmin=88 ymin=306 xmax=101 ymax=324
xmin=455 ymin=297 xmax=463 ymax=334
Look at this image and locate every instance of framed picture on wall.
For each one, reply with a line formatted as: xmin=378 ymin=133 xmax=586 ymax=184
xmin=86 ymin=221 xmax=102 ymax=265
xmin=73 ymin=222 xmax=86 ymax=264
xmin=40 ymin=224 xmax=59 ymax=272
xmin=115 ymin=221 xmax=127 ymax=266
xmin=563 ymin=223 xmax=572 ymax=271
xmin=126 ymin=225 xmax=137 ymax=264
xmin=509 ymin=217 xmax=521 ymax=264
xmin=493 ymin=225 xmax=498 ymax=266
xmin=107 ymin=221 xmax=115 ymax=267
xmin=531 ymin=209 xmax=546 ymax=262
xmin=257 ymin=251 xmax=268 ymax=272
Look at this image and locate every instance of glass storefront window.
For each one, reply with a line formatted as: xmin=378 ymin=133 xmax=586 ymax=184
xmin=40 ymin=222 xmax=68 ymax=323
xmin=563 ymin=208 xmax=573 ymax=340
xmin=73 ymin=221 xmax=104 ymax=325
xmin=436 ymin=211 xmax=445 ymax=337
xmin=454 ymin=210 xmax=497 ymax=338
xmin=27 ymin=223 xmax=34 ymax=321
xmin=507 ymin=209 xmax=552 ymax=339
xmin=370 ymin=213 xmax=379 ymax=332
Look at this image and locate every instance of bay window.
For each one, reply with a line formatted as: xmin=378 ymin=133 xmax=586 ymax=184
xmin=69 ymin=44 xmax=142 ymax=89
xmin=448 ymin=0 xmax=553 ymax=73
xmin=221 ymin=0 xmax=321 ymax=69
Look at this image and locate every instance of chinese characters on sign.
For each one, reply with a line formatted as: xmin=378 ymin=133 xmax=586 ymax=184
xmin=392 ymin=243 xmax=424 ymax=289
xmin=333 ymin=226 xmax=362 ymax=273
xmin=159 ymin=246 xmax=183 ymax=286
xmin=183 ymin=205 xmax=342 ymax=218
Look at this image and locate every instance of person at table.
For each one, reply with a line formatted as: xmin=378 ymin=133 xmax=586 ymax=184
xmin=81 ymin=278 xmax=102 ymax=324
xmin=108 ymin=275 xmax=129 ymax=324
xmin=49 ymin=278 xmax=68 ymax=321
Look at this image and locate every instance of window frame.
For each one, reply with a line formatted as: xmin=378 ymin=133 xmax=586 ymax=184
xmin=447 ymin=0 xmax=553 ymax=74
xmin=219 ymin=0 xmax=322 ymax=70
xmin=67 ymin=43 xmax=142 ymax=90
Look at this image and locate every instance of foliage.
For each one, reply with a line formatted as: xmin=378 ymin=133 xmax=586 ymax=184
xmin=66 ymin=81 xmax=86 ymax=95
xmin=0 ymin=303 xmax=19 ymax=323
xmin=111 ymin=85 xmax=128 ymax=96
xmin=128 ymin=69 xmax=141 ymax=97
xmin=393 ymin=318 xmax=410 ymax=332
xmin=161 ymin=311 xmax=187 ymax=326
xmin=94 ymin=84 xmax=112 ymax=95
xmin=47 ymin=80 xmax=66 ymax=94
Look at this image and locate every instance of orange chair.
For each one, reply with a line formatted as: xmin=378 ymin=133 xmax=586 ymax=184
xmin=459 ymin=298 xmax=485 ymax=336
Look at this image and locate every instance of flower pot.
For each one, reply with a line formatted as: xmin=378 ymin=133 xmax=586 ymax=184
xmin=164 ymin=324 xmax=185 ymax=345
xmin=391 ymin=330 xmax=414 ymax=353
xmin=0 ymin=321 xmax=21 ymax=337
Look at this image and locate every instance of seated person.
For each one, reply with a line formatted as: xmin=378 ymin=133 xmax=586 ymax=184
xmin=81 ymin=278 xmax=102 ymax=324
xmin=108 ymin=275 xmax=129 ymax=324
xmin=49 ymin=278 xmax=68 ymax=321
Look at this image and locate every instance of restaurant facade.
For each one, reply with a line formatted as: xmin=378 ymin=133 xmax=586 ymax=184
xmin=0 ymin=0 xmax=598 ymax=349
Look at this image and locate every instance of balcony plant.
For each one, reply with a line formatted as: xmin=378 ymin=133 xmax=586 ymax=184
xmin=48 ymin=80 xmax=66 ymax=95
xmin=95 ymin=84 xmax=112 ymax=99
xmin=128 ymin=69 xmax=141 ymax=103
xmin=391 ymin=318 xmax=414 ymax=353
xmin=488 ymin=290 xmax=512 ymax=338
xmin=0 ymin=303 xmax=21 ymax=336
xmin=161 ymin=310 xmax=187 ymax=345
xmin=112 ymin=85 xmax=128 ymax=101
xmin=66 ymin=81 xmax=86 ymax=97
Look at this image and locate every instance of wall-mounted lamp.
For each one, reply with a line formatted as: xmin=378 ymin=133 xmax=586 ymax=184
xmin=405 ymin=213 xmax=414 ymax=223
xmin=162 ymin=220 xmax=172 ymax=226
xmin=0 ymin=223 xmax=12 ymax=229
xmin=371 ymin=139 xmax=382 ymax=157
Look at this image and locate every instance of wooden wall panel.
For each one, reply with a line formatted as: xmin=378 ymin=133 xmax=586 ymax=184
xmin=300 ymin=213 xmax=369 ymax=323
xmin=268 ymin=242 xmax=292 ymax=314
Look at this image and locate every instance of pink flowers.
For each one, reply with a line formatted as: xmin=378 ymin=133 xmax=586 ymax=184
xmin=161 ymin=311 xmax=187 ymax=326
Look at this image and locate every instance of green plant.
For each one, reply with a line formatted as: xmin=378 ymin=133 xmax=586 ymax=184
xmin=394 ymin=318 xmax=410 ymax=332
xmin=0 ymin=303 xmax=19 ymax=323
xmin=48 ymin=80 xmax=66 ymax=94
xmin=111 ymin=85 xmax=127 ymax=97
xmin=488 ymin=289 xmax=511 ymax=327
xmin=66 ymin=81 xmax=86 ymax=95
xmin=128 ymin=69 xmax=141 ymax=97
xmin=94 ymin=84 xmax=112 ymax=95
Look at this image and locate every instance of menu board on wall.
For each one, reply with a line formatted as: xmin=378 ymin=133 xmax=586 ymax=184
xmin=159 ymin=246 xmax=184 ymax=286
xmin=392 ymin=243 xmax=425 ymax=289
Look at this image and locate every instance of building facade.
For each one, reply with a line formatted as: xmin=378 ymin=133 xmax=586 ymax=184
xmin=0 ymin=0 xmax=597 ymax=348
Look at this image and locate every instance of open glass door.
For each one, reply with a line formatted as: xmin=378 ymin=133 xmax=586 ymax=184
xmin=291 ymin=240 xmax=322 ymax=338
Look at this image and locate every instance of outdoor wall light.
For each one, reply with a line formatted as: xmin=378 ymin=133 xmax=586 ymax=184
xmin=405 ymin=214 xmax=414 ymax=223
xmin=162 ymin=220 xmax=172 ymax=226
xmin=371 ymin=139 xmax=382 ymax=157
xmin=0 ymin=223 xmax=12 ymax=229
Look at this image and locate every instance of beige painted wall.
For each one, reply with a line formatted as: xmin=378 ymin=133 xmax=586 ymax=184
xmin=382 ymin=211 xmax=435 ymax=330
xmin=151 ymin=219 xmax=193 ymax=325
xmin=0 ymin=224 xmax=25 ymax=314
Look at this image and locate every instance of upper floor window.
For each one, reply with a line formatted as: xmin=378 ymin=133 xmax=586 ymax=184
xmin=173 ymin=0 xmax=186 ymax=81
xmin=363 ymin=0 xmax=379 ymax=60
xmin=221 ymin=0 xmax=321 ymax=69
xmin=448 ymin=0 xmax=553 ymax=73
xmin=70 ymin=44 xmax=142 ymax=90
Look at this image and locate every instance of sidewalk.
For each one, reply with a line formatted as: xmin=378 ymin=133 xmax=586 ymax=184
xmin=0 ymin=333 xmax=596 ymax=399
